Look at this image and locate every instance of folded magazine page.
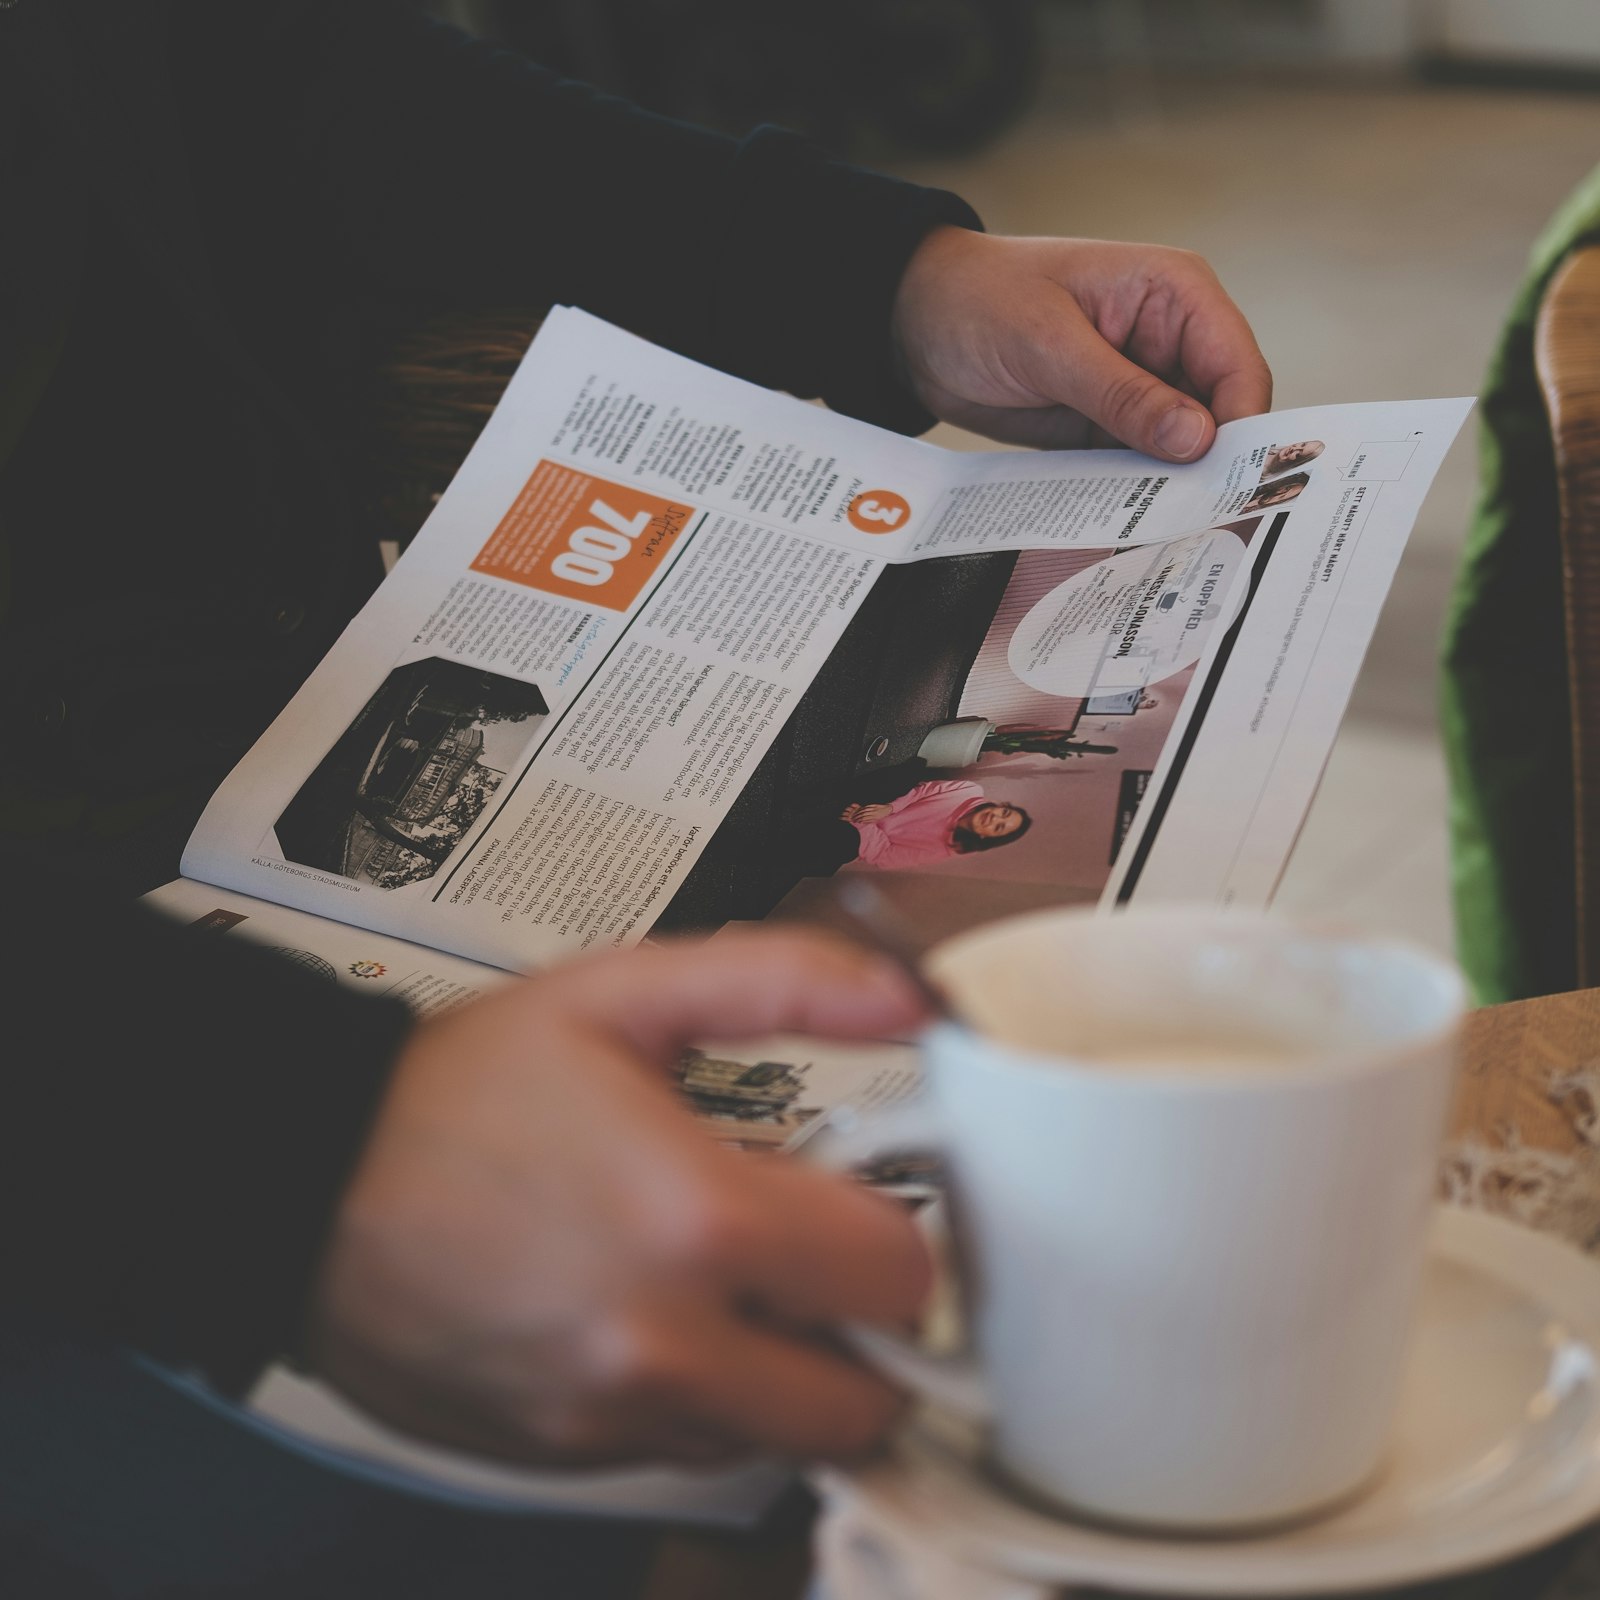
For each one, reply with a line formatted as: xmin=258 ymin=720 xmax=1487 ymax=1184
xmin=141 ymin=879 xmax=920 ymax=1161
xmin=179 ymin=308 xmax=1471 ymax=966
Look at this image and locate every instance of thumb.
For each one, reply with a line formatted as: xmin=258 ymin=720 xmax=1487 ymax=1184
xmin=1045 ymin=331 xmax=1215 ymax=463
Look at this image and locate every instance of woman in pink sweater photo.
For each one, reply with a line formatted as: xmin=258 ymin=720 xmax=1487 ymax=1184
xmin=841 ymin=778 xmax=1031 ymax=871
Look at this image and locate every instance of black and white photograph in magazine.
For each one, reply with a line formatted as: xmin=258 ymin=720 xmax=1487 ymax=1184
xmin=673 ymin=1047 xmax=824 ymax=1152
xmin=272 ymin=656 xmax=549 ymax=889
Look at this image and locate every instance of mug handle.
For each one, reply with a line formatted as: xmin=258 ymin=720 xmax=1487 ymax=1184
xmin=808 ymin=1100 xmax=991 ymax=1422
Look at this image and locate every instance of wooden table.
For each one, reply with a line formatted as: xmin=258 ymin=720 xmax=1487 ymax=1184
xmin=645 ymin=988 xmax=1600 ymax=1600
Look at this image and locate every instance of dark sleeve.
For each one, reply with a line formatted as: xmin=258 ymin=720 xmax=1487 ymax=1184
xmin=0 ymin=853 xmax=412 ymax=1394
xmin=171 ymin=1 xmax=982 ymax=432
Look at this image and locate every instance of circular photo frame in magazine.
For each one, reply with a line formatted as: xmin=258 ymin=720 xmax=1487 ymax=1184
xmin=1007 ymin=527 xmax=1248 ymax=698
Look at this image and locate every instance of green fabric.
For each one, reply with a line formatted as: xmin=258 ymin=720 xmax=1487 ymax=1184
xmin=1442 ymin=161 xmax=1600 ymax=1003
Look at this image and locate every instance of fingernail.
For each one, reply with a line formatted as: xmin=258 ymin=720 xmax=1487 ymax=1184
xmin=1156 ymin=406 xmax=1207 ymax=460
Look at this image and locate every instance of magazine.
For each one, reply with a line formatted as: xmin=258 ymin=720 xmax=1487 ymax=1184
xmin=139 ymin=308 xmax=1470 ymax=1516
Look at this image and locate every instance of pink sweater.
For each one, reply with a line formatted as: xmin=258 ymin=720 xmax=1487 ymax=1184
xmin=849 ymin=780 xmax=985 ymax=870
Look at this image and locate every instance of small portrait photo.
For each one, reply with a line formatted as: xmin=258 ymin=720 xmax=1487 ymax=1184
xmin=1240 ymin=471 xmax=1310 ymax=514
xmin=1261 ymin=440 xmax=1325 ymax=479
xmin=791 ymin=769 xmax=1035 ymax=879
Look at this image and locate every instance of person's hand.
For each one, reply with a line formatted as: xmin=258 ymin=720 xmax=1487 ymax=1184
xmin=305 ymin=930 xmax=932 ymax=1469
xmin=842 ymin=802 xmax=892 ymax=824
xmin=891 ymin=229 xmax=1272 ymax=460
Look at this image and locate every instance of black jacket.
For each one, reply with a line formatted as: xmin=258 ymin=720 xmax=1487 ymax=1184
xmin=0 ymin=0 xmax=977 ymax=1388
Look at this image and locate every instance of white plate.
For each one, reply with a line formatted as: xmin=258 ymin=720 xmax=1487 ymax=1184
xmin=823 ymin=1207 xmax=1600 ymax=1596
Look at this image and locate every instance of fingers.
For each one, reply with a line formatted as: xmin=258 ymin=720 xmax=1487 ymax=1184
xmin=683 ymin=1316 xmax=908 ymax=1462
xmin=559 ymin=928 xmax=929 ymax=1060
xmin=527 ymin=1159 xmax=929 ymax=1463
xmin=734 ymin=1155 xmax=935 ymax=1326
xmin=1019 ymin=297 xmax=1270 ymax=459
xmin=1066 ymin=247 xmax=1270 ymax=446
xmin=906 ymin=237 xmax=1271 ymax=455
xmin=626 ymin=1118 xmax=932 ymax=1326
xmin=1042 ymin=322 xmax=1217 ymax=462
xmin=1165 ymin=276 xmax=1273 ymax=426
xmin=319 ymin=1287 xmax=910 ymax=1470
xmin=1207 ymin=357 xmax=1274 ymax=427
xmin=550 ymin=1300 xmax=911 ymax=1466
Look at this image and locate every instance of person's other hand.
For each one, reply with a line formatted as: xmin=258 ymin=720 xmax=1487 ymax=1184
xmin=842 ymin=802 xmax=892 ymax=824
xmin=892 ymin=229 xmax=1272 ymax=460
xmin=305 ymin=930 xmax=931 ymax=1469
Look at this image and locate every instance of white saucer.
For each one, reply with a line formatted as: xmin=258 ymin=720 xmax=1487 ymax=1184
xmin=823 ymin=1207 xmax=1600 ymax=1596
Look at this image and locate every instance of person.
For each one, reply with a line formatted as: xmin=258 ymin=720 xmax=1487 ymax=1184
xmin=1262 ymin=439 xmax=1324 ymax=477
xmin=1 ymin=2 xmax=1272 ymax=1589
xmin=843 ymin=783 xmax=1032 ymax=870
xmin=1241 ymin=470 xmax=1311 ymax=513
xmin=787 ymin=770 xmax=1030 ymax=877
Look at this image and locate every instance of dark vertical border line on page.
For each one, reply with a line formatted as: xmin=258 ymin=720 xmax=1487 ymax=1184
xmin=1114 ymin=509 xmax=1290 ymax=906
xmin=431 ymin=510 xmax=710 ymax=902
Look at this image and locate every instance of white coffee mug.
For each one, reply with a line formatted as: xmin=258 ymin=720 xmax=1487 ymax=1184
xmin=822 ymin=908 xmax=1465 ymax=1531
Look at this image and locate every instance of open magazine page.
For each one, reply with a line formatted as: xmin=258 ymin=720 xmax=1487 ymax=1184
xmin=142 ymin=878 xmax=498 ymax=1017
xmin=1103 ymin=407 xmax=1472 ymax=906
xmin=183 ymin=307 xmax=1468 ymax=964
xmin=142 ymin=880 xmax=920 ymax=1155
xmin=764 ymin=401 xmax=1471 ymax=942
xmin=183 ymin=307 xmax=943 ymax=963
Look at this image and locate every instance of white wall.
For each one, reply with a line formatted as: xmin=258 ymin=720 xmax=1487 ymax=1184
xmin=1325 ymin=0 xmax=1600 ymax=68
xmin=1320 ymin=0 xmax=1418 ymax=63
xmin=1433 ymin=0 xmax=1600 ymax=67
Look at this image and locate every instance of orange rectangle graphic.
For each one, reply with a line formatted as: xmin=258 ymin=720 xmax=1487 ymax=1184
xmin=471 ymin=460 xmax=694 ymax=611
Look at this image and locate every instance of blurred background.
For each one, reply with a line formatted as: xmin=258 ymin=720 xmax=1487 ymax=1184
xmin=430 ymin=0 xmax=1600 ymax=958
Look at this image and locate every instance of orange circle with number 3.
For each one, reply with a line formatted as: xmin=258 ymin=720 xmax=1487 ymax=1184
xmin=847 ymin=489 xmax=911 ymax=534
